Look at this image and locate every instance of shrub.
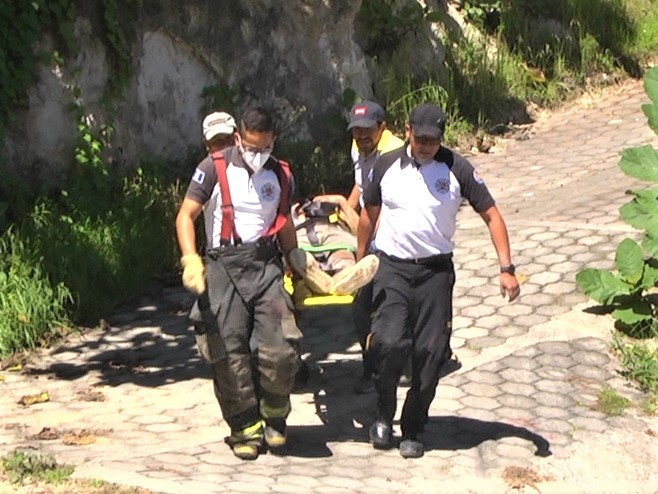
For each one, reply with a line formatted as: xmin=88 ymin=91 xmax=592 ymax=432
xmin=0 ymin=229 xmax=72 ymax=358
xmin=576 ymin=67 xmax=658 ymax=338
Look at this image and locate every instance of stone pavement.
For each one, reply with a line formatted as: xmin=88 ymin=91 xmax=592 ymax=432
xmin=2 ymin=79 xmax=658 ymax=494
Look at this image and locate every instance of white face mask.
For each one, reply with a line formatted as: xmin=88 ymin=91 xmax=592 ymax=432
xmin=241 ymin=150 xmax=270 ymax=173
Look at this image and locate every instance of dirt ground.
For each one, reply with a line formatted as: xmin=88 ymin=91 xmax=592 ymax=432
xmin=0 ymin=477 xmax=159 ymax=494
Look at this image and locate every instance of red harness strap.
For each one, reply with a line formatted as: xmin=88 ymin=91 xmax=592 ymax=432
xmin=210 ymin=151 xmax=291 ymax=246
xmin=211 ymin=151 xmax=241 ymax=246
xmin=265 ymin=159 xmax=292 ymax=237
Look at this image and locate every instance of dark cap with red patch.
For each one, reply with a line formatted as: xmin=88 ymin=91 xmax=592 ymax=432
xmin=347 ymin=100 xmax=385 ymax=130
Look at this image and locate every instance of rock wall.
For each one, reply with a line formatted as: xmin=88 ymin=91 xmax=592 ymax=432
xmin=1 ymin=0 xmax=448 ymax=185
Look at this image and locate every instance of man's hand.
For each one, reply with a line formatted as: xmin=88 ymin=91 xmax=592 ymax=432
xmin=500 ymin=273 xmax=520 ymax=302
xmin=181 ymin=253 xmax=206 ymax=294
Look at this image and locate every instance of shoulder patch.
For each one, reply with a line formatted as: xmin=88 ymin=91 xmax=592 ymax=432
xmin=192 ymin=168 xmax=205 ymax=184
xmin=473 ymin=169 xmax=485 ymax=184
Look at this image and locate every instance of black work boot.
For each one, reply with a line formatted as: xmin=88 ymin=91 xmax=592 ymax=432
xmin=399 ymin=436 xmax=424 ymax=458
xmin=369 ymin=420 xmax=394 ymax=449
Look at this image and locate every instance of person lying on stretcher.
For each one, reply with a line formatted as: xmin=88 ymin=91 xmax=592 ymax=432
xmin=287 ymin=194 xmax=379 ymax=299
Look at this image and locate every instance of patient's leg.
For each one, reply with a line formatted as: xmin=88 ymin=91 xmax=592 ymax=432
xmin=332 ymin=254 xmax=379 ymax=295
xmin=327 ymin=250 xmax=356 ymax=272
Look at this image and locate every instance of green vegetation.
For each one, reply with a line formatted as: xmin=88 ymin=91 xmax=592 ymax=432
xmin=0 ymin=450 xmax=162 ymax=492
xmin=597 ymin=385 xmax=631 ymax=416
xmin=0 ymin=1 xmax=75 ymax=138
xmin=1 ymin=450 xmax=73 ymax=485
xmin=576 ymin=67 xmax=658 ymax=339
xmin=0 ymin=229 xmax=72 ymax=356
xmin=613 ymin=336 xmax=658 ymax=399
xmin=357 ymin=0 xmax=658 ymax=140
xmin=0 ymin=1 xmax=136 ymax=138
xmin=576 ymin=67 xmax=658 ymax=408
xmin=0 ymin=145 xmax=182 ymax=358
xmin=0 ymin=1 xmax=178 ymax=357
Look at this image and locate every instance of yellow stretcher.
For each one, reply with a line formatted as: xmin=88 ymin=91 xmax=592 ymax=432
xmin=284 ymin=243 xmax=357 ymax=306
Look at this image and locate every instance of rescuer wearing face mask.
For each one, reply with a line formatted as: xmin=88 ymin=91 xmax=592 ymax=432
xmin=175 ymin=107 xmax=304 ymax=460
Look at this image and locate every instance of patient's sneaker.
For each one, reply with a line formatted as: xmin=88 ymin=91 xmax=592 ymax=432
xmin=332 ymin=255 xmax=379 ymax=295
xmin=287 ymin=248 xmax=333 ymax=294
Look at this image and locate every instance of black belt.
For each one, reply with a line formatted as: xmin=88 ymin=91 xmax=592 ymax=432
xmin=380 ymin=251 xmax=453 ymax=265
xmin=207 ymin=237 xmax=276 ymax=259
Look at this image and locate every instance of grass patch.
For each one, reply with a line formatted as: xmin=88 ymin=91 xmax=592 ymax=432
xmin=21 ymin=169 xmax=180 ymax=325
xmin=609 ymin=336 xmax=658 ymax=414
xmin=614 ymin=339 xmax=658 ymax=396
xmin=624 ymin=0 xmax=658 ymax=63
xmin=0 ymin=164 xmax=183 ymax=359
xmin=1 ymin=450 xmax=73 ymax=485
xmin=0 ymin=451 xmax=162 ymax=492
xmin=597 ymin=385 xmax=631 ymax=416
xmin=384 ymin=78 xmax=473 ymax=146
xmin=0 ymin=230 xmax=73 ymax=357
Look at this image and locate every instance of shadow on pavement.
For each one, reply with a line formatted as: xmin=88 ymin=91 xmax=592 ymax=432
xmin=23 ymin=289 xmax=210 ymax=386
xmin=424 ymin=416 xmax=552 ymax=457
xmin=290 ymin=305 xmax=552 ymax=459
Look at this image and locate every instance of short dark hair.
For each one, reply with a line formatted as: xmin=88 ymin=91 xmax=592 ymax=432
xmin=239 ymin=107 xmax=274 ymax=134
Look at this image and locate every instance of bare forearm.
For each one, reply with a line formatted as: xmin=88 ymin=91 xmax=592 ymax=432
xmin=357 ymin=206 xmax=378 ymax=260
xmin=481 ymin=206 xmax=512 ymax=265
xmin=176 ymin=198 xmax=203 ymax=256
xmin=347 ymin=184 xmax=361 ymax=211
xmin=176 ymin=212 xmax=198 ymax=256
xmin=277 ymin=217 xmax=298 ymax=257
xmin=481 ymin=205 xmax=520 ymax=301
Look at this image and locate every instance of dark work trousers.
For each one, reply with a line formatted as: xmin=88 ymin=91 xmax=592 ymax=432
xmin=189 ymin=241 xmax=302 ymax=433
xmin=370 ymin=253 xmax=455 ymax=438
xmin=352 ymin=281 xmax=375 ymax=377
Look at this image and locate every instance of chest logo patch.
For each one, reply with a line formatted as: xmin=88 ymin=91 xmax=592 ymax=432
xmin=260 ymin=182 xmax=277 ymax=201
xmin=434 ymin=177 xmax=451 ymax=194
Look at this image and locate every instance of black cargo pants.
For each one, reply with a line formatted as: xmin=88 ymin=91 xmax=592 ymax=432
xmin=369 ymin=252 xmax=455 ymax=438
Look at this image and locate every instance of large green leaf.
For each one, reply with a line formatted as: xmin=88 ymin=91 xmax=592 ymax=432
xmin=643 ymin=234 xmax=658 ymax=258
xmin=645 ymin=66 xmax=658 ymax=103
xmin=643 ymin=103 xmax=658 ymax=135
xmin=644 ymin=67 xmax=658 ymax=133
xmin=618 ymin=145 xmax=658 ymax=183
xmin=615 ymin=238 xmax=644 ymax=284
xmin=612 ymin=300 xmax=653 ymax=324
xmin=619 ymin=187 xmax=658 ymax=230
xmin=576 ymin=268 xmax=632 ymax=304
xmin=640 ymin=261 xmax=658 ymax=290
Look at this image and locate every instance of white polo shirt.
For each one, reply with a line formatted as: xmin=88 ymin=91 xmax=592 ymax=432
xmin=363 ymin=145 xmax=495 ymax=259
xmin=185 ymin=146 xmax=292 ymax=248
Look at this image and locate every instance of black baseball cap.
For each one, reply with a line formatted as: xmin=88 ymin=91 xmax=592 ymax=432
xmin=347 ymin=100 xmax=385 ymax=130
xmin=409 ymin=104 xmax=446 ymax=139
